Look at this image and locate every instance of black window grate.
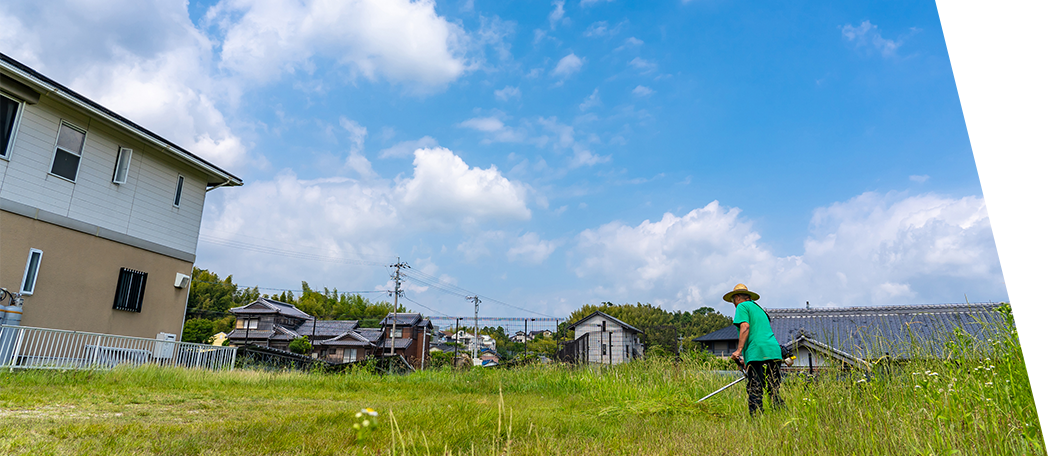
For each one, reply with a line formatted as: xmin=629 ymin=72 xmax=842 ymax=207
xmin=113 ymin=268 xmax=147 ymax=312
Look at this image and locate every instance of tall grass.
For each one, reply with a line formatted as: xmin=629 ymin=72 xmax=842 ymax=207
xmin=0 ymin=308 xmax=1040 ymax=455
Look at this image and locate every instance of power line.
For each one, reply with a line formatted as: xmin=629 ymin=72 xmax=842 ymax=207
xmin=400 ymin=295 xmax=452 ymax=318
xmin=401 ymin=270 xmax=557 ymax=318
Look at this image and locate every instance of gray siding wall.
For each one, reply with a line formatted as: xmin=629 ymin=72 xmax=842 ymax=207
xmin=574 ymin=316 xmax=643 ymax=365
xmin=0 ymin=95 xmax=207 ymax=257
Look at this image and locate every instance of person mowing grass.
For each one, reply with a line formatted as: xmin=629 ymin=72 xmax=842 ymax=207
xmin=726 ymin=283 xmax=785 ymax=415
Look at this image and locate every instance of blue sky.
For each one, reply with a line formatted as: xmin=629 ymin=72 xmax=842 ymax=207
xmin=0 ymin=0 xmax=1005 ymax=319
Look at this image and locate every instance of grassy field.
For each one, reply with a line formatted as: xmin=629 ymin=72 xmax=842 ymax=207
xmin=0 ymin=317 xmax=1041 ymax=455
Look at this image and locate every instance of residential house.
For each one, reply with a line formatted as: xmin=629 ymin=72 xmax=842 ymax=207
xmin=0 ymin=53 xmax=241 ymax=340
xmin=563 ymin=311 xmax=644 ymax=365
xmin=378 ymin=313 xmax=433 ymax=368
xmin=693 ymin=303 xmax=1005 ymax=372
xmin=510 ymin=329 xmax=554 ymax=343
xmin=226 ymin=298 xmax=377 ymax=363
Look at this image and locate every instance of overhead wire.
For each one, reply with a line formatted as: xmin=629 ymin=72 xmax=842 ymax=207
xmin=401 ymin=269 xmax=557 ymax=318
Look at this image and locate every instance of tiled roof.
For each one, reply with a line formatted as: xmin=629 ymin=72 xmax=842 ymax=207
xmin=315 ymin=331 xmax=374 ymax=347
xmin=230 ymin=298 xmax=312 ymax=319
xmin=380 ymin=313 xmax=431 ymax=327
xmin=357 ymin=328 xmax=384 ymax=343
xmin=692 ymin=325 xmax=738 ymax=342
xmin=379 ymin=338 xmax=415 ymax=349
xmin=292 ymin=320 xmax=359 ymax=338
xmin=692 ymin=303 xmax=1005 ymax=358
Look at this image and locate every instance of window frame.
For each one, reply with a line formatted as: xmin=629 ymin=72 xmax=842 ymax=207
xmin=173 ymin=174 xmax=184 ymax=207
xmin=20 ymin=248 xmax=43 ymax=295
xmin=48 ymin=121 xmax=88 ymax=183
xmin=0 ymin=92 xmax=24 ymax=160
xmin=112 ymin=267 xmax=148 ymax=313
xmin=112 ymin=147 xmax=133 ymax=184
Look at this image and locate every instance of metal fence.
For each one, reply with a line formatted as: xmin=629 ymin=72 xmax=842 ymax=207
xmin=554 ymin=332 xmax=588 ymax=364
xmin=0 ymin=325 xmax=236 ymax=371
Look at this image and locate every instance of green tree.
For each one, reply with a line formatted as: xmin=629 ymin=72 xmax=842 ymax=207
xmin=289 ymin=336 xmax=313 ymax=355
xmin=181 ymin=318 xmax=215 ymax=344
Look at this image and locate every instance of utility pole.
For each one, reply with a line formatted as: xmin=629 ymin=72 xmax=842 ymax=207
xmin=467 ymin=295 xmax=481 ymax=362
xmin=454 ymin=317 xmax=461 ymax=364
xmin=389 ymin=258 xmax=409 ymax=357
xmin=524 ymin=318 xmax=528 ymax=359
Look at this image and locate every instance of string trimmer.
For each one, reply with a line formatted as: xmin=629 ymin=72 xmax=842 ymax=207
xmin=696 ymin=358 xmax=746 ymax=403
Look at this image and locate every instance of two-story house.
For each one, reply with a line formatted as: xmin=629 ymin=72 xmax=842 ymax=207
xmin=226 ymin=298 xmax=434 ymax=368
xmin=0 ymin=53 xmax=241 ymax=340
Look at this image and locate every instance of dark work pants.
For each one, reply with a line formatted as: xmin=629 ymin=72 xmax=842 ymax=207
xmin=746 ymin=360 xmax=784 ymax=415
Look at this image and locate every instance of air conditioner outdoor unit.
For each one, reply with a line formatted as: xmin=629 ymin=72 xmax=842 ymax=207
xmin=174 ymin=273 xmax=191 ymax=289
xmin=154 ymin=332 xmax=176 ymax=359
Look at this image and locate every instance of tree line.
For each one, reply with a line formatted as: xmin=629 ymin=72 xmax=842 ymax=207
xmin=180 ymin=268 xmax=735 ymax=358
xmin=181 ymin=267 xmax=400 ymax=343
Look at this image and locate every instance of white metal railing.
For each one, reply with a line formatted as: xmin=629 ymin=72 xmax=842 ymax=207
xmin=0 ymin=325 xmax=236 ymax=371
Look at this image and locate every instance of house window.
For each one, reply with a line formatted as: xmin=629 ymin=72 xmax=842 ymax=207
xmin=173 ymin=175 xmax=184 ymax=207
xmin=1 ymin=93 xmax=22 ymax=159
xmin=20 ymin=249 xmax=43 ymax=295
xmin=50 ymin=122 xmax=87 ymax=182
xmin=112 ymin=147 xmax=132 ymax=184
xmin=113 ymin=268 xmax=148 ymax=312
xmin=328 ymin=349 xmax=336 ymax=355
xmin=237 ymin=318 xmax=259 ymax=330
xmin=343 ymin=349 xmax=357 ymax=363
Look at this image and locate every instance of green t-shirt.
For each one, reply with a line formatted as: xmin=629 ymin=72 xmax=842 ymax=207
xmin=733 ymin=300 xmax=781 ymax=364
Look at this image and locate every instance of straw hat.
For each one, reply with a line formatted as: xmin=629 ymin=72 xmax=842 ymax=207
xmin=722 ymin=283 xmax=760 ymax=302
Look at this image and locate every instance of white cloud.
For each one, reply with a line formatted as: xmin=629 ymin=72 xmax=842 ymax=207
xmin=552 ymin=53 xmax=585 ymax=78
xmin=201 ymin=146 xmax=532 ymax=287
xmin=1010 ymin=146 xmax=1048 ymax=167
xmin=458 ymin=231 xmax=507 ymax=262
xmin=615 ymin=37 xmax=644 ymax=51
xmin=548 ymin=0 xmax=567 ymax=30
xmin=579 ymin=89 xmax=602 ymax=111
xmin=841 ymin=20 xmax=902 ymax=57
xmin=910 ymin=174 xmax=930 ymax=183
xmin=568 ymin=148 xmax=611 ymax=168
xmin=507 ymin=232 xmax=559 ymax=264
xmin=628 ymin=57 xmax=657 ymax=74
xmin=573 ymin=193 xmax=1005 ymax=312
xmin=584 ymin=21 xmax=609 ymax=37
xmin=378 ymin=136 xmax=440 ymax=159
xmin=207 ymin=0 xmax=469 ymax=91
xmin=458 ymin=116 xmax=527 ymax=143
xmin=396 ymin=148 xmax=531 ymax=225
xmin=632 ymin=85 xmax=654 ymax=97
xmin=495 ymin=86 xmax=522 ymax=101
xmin=338 ymin=117 xmax=376 ymax=178
xmin=0 ymin=0 xmax=253 ymax=170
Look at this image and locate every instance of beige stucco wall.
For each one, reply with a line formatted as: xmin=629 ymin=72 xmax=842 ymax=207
xmin=0 ymin=210 xmax=192 ymax=339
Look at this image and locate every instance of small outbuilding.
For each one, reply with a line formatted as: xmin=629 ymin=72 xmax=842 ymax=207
xmin=561 ymin=311 xmax=644 ymax=365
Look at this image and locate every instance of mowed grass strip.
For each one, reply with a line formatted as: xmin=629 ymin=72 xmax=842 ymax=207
xmin=0 ymin=327 xmax=1041 ymax=455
